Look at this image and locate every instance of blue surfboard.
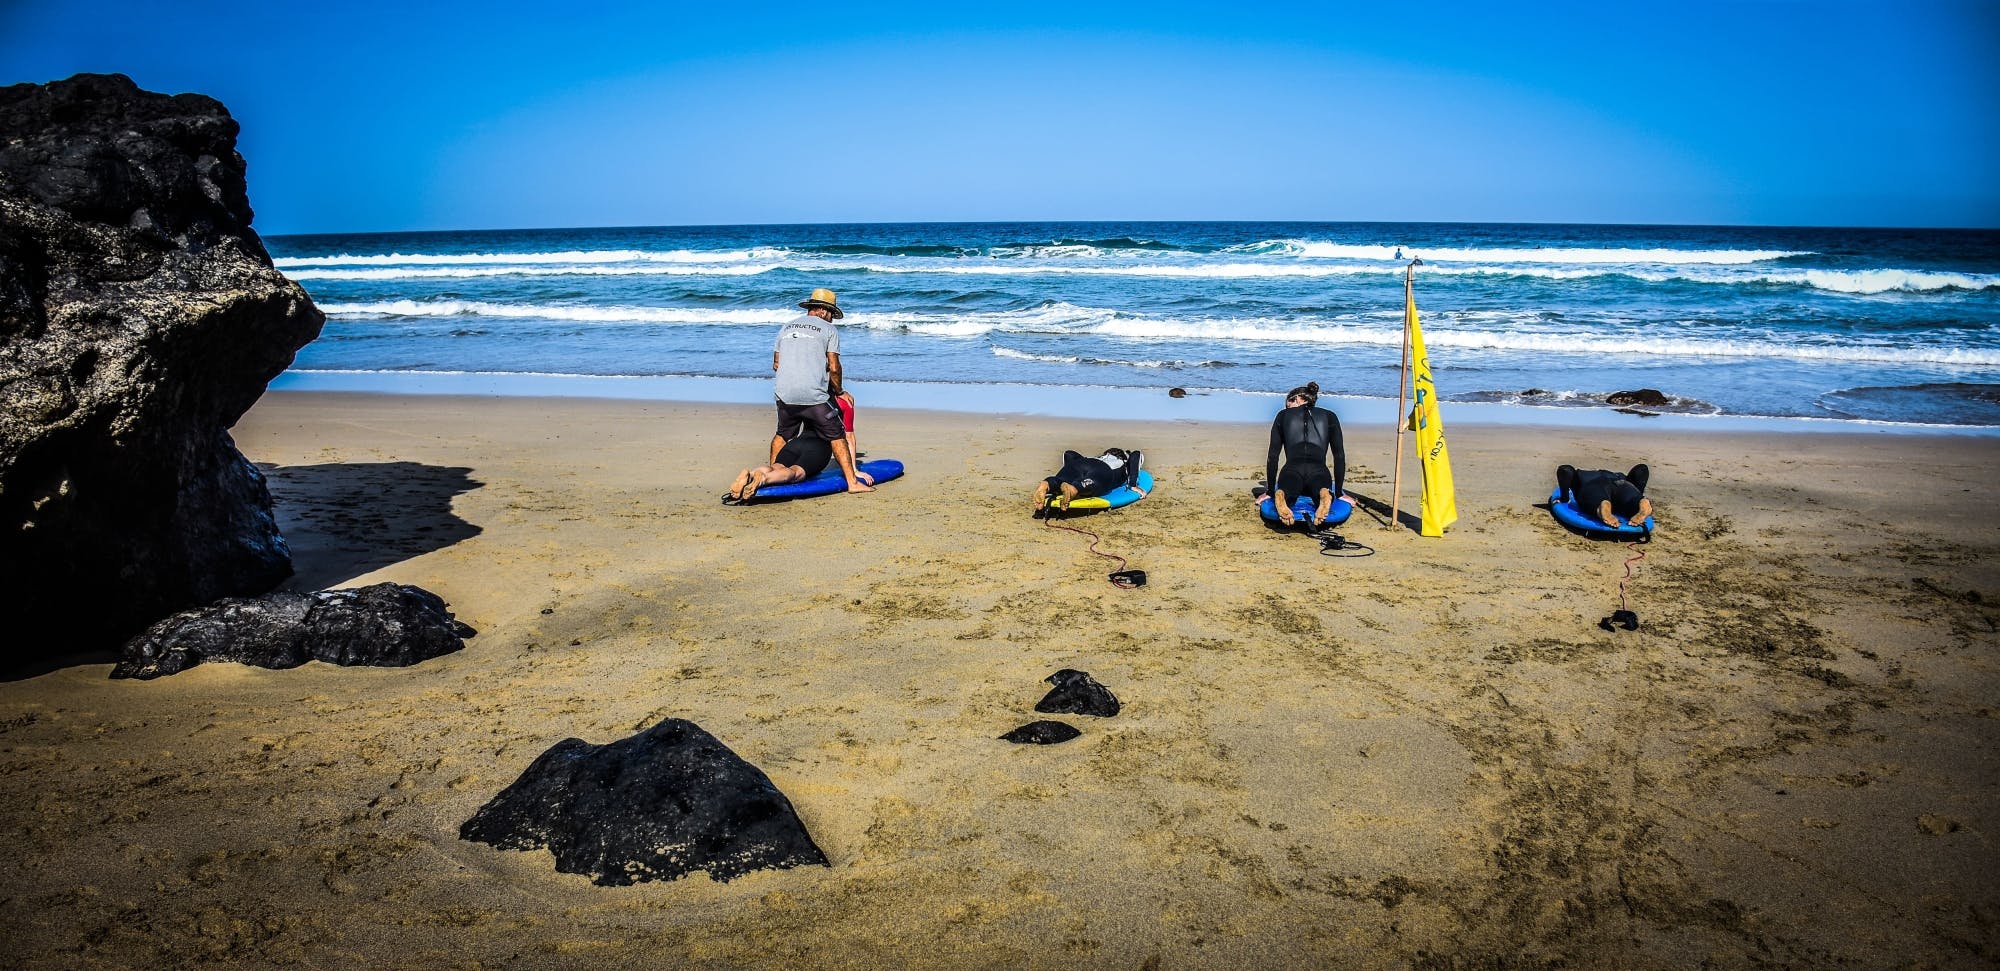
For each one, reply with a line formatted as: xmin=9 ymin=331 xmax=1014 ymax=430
xmin=1258 ymin=493 xmax=1352 ymax=527
xmin=1548 ymin=487 xmax=1652 ymax=537
xmin=1064 ymin=469 xmax=1154 ymax=510
xmin=739 ymin=459 xmax=905 ymax=502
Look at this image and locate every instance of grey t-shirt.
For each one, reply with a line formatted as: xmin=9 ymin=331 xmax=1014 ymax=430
xmin=773 ymin=313 xmax=839 ymax=405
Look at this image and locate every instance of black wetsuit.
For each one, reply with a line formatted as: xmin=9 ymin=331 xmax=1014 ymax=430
xmin=776 ymin=431 xmax=834 ymax=478
xmin=1045 ymin=450 xmax=1142 ymax=499
xmin=1267 ymin=405 xmax=1345 ymax=503
xmin=1557 ymin=464 xmax=1649 ymax=520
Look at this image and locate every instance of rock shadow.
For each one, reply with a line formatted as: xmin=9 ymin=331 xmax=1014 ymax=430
xmin=260 ymin=462 xmax=483 ymax=589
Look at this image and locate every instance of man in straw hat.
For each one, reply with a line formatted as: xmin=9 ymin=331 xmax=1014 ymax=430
xmin=771 ymin=288 xmax=873 ymax=493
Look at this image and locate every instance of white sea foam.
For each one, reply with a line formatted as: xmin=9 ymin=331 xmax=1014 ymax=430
xmin=288 ymin=255 xmax=1999 ymax=296
xmin=1241 ymin=239 xmax=1809 ymax=265
xmin=319 ymin=300 xmax=795 ymax=324
xmin=318 ymin=297 xmax=2000 ymax=365
xmin=287 ymin=263 xmax=780 ymax=280
xmin=989 ymin=346 xmax=1188 ymax=368
xmin=991 ymin=347 xmax=1081 ymax=364
xmin=275 ymin=248 xmax=778 ymax=267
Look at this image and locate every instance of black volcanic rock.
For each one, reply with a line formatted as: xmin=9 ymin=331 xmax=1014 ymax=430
xmin=460 ymin=719 xmax=830 ymax=886
xmin=111 ymin=582 xmax=473 ymax=680
xmin=1033 ymin=669 xmax=1121 ymax=718
xmin=1000 ymin=720 xmax=1082 ymax=745
xmin=1607 ymin=388 xmax=1669 ymax=407
xmin=0 ymin=73 xmax=324 ymax=662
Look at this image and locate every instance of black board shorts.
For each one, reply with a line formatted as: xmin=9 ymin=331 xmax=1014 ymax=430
xmin=776 ymin=400 xmax=844 ymax=443
xmin=775 ymin=434 xmax=833 ymax=478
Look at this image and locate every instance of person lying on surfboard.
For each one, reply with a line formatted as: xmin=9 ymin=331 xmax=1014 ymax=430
xmin=1556 ymin=463 xmax=1652 ymax=529
xmin=728 ymin=428 xmax=836 ymax=502
xmin=1033 ymin=448 xmax=1145 ymax=513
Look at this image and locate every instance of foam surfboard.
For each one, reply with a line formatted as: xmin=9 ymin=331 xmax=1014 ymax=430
xmin=1548 ymin=487 xmax=1652 ymax=537
xmin=1062 ymin=469 xmax=1155 ymax=510
xmin=739 ymin=459 xmax=904 ymax=502
xmin=1259 ymin=493 xmax=1352 ymax=527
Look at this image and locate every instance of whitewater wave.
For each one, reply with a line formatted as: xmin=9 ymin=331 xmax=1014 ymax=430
xmin=274 ymin=248 xmax=780 ymax=267
xmin=318 ymin=297 xmax=2000 ymax=365
xmin=319 ymin=300 xmax=795 ymax=324
xmin=286 ymin=256 xmax=1997 ymax=294
xmin=1236 ymin=239 xmax=1810 ymax=265
xmin=287 ymin=263 xmax=780 ymax=281
xmin=989 ymin=346 xmax=1230 ymax=369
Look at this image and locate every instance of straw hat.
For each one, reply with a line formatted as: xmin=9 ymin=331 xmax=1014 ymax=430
xmin=799 ymin=288 xmax=844 ymax=319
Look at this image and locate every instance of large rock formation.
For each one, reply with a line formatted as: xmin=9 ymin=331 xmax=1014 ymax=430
xmin=112 ymin=582 xmax=475 ymax=681
xmin=460 ymin=719 xmax=831 ymax=886
xmin=0 ymin=73 xmax=323 ymax=662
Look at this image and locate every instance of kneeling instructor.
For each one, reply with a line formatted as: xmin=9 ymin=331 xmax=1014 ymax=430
xmin=773 ymin=288 xmax=873 ymax=493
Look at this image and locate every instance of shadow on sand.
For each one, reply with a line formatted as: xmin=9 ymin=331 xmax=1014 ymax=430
xmin=0 ymin=462 xmax=482 ymax=682
xmin=262 ymin=461 xmax=484 ymax=589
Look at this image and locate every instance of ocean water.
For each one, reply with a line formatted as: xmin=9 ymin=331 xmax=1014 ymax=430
xmin=267 ymin=222 xmax=2000 ymax=426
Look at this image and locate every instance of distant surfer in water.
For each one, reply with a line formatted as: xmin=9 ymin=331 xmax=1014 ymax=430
xmin=1557 ymin=464 xmax=1652 ymax=528
xmin=1266 ymin=381 xmax=1348 ymax=527
xmin=728 ymin=429 xmax=834 ymax=502
xmin=1035 ymin=448 xmax=1146 ymax=513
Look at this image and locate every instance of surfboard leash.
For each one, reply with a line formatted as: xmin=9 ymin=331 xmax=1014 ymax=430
xmin=1042 ymin=511 xmax=1146 ymax=589
xmin=1600 ymin=540 xmax=1647 ymax=631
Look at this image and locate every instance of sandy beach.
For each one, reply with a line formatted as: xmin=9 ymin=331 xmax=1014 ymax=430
xmin=2 ymin=390 xmax=1996 ymax=969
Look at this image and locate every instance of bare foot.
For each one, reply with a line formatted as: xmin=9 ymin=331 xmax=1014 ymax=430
xmin=1275 ymin=494 xmax=1296 ymax=526
xmin=1314 ymin=489 xmax=1333 ymax=526
xmin=727 ymin=469 xmax=751 ymax=499
xmin=1598 ymin=499 xmax=1621 ymax=528
xmin=741 ymin=468 xmax=767 ymax=501
xmin=1635 ymin=497 xmax=1652 ymax=522
xmin=847 ymin=480 xmax=876 ymax=494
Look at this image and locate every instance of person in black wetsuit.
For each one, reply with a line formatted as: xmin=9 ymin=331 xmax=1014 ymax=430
xmin=1266 ymin=381 xmax=1347 ymax=527
xmin=1034 ymin=447 xmax=1146 ymax=513
xmin=727 ymin=428 xmax=834 ymax=501
xmin=1556 ymin=464 xmax=1651 ymax=529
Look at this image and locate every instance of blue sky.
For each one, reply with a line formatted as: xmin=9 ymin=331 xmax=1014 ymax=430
xmin=3 ymin=1 xmax=1996 ymax=233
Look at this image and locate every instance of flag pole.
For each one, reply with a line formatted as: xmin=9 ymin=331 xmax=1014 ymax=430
xmin=1390 ymin=262 xmax=1415 ymax=530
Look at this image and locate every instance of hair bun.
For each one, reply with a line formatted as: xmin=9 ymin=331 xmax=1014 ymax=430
xmin=1305 ymin=382 xmax=1319 ymax=394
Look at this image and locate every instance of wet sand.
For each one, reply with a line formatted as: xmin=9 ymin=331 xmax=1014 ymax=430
xmin=1 ymin=391 xmax=1996 ymax=968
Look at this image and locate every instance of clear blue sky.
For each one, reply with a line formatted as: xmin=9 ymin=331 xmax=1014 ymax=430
xmin=4 ymin=1 xmax=1996 ymax=233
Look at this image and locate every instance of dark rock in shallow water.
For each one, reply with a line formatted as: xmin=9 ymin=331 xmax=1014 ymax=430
xmin=112 ymin=582 xmax=471 ymax=680
xmin=459 ymin=719 xmax=829 ymax=886
xmin=1606 ymin=388 xmax=1669 ymax=407
xmin=0 ymin=74 xmax=324 ymax=664
xmin=1000 ymin=720 xmax=1082 ymax=745
xmin=1034 ymin=668 xmax=1121 ymax=717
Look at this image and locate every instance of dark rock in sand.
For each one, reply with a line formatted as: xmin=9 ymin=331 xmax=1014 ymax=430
xmin=459 ymin=719 xmax=829 ymax=886
xmin=1168 ymin=387 xmax=1187 ymax=398
xmin=1000 ymin=720 xmax=1082 ymax=745
xmin=1034 ymin=668 xmax=1121 ymax=717
xmin=112 ymin=582 xmax=472 ymax=680
xmin=0 ymin=74 xmax=324 ymax=663
xmin=1607 ymin=388 xmax=1670 ymax=407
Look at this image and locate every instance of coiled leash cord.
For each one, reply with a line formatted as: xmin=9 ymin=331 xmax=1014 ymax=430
xmin=1042 ymin=511 xmax=1147 ymax=589
xmin=1600 ymin=540 xmax=1647 ymax=631
xmin=1316 ymin=531 xmax=1376 ymax=558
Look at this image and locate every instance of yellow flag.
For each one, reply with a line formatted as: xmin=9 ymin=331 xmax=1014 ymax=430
xmin=1406 ymin=282 xmax=1458 ymax=537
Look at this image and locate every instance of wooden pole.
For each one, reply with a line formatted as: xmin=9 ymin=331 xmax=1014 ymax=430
xmin=1389 ymin=263 xmax=1413 ymax=531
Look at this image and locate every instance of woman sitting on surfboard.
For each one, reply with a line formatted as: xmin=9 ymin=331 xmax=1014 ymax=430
xmin=1033 ymin=448 xmax=1146 ymax=513
xmin=1266 ymin=382 xmax=1349 ymax=527
xmin=1556 ymin=464 xmax=1652 ymax=529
